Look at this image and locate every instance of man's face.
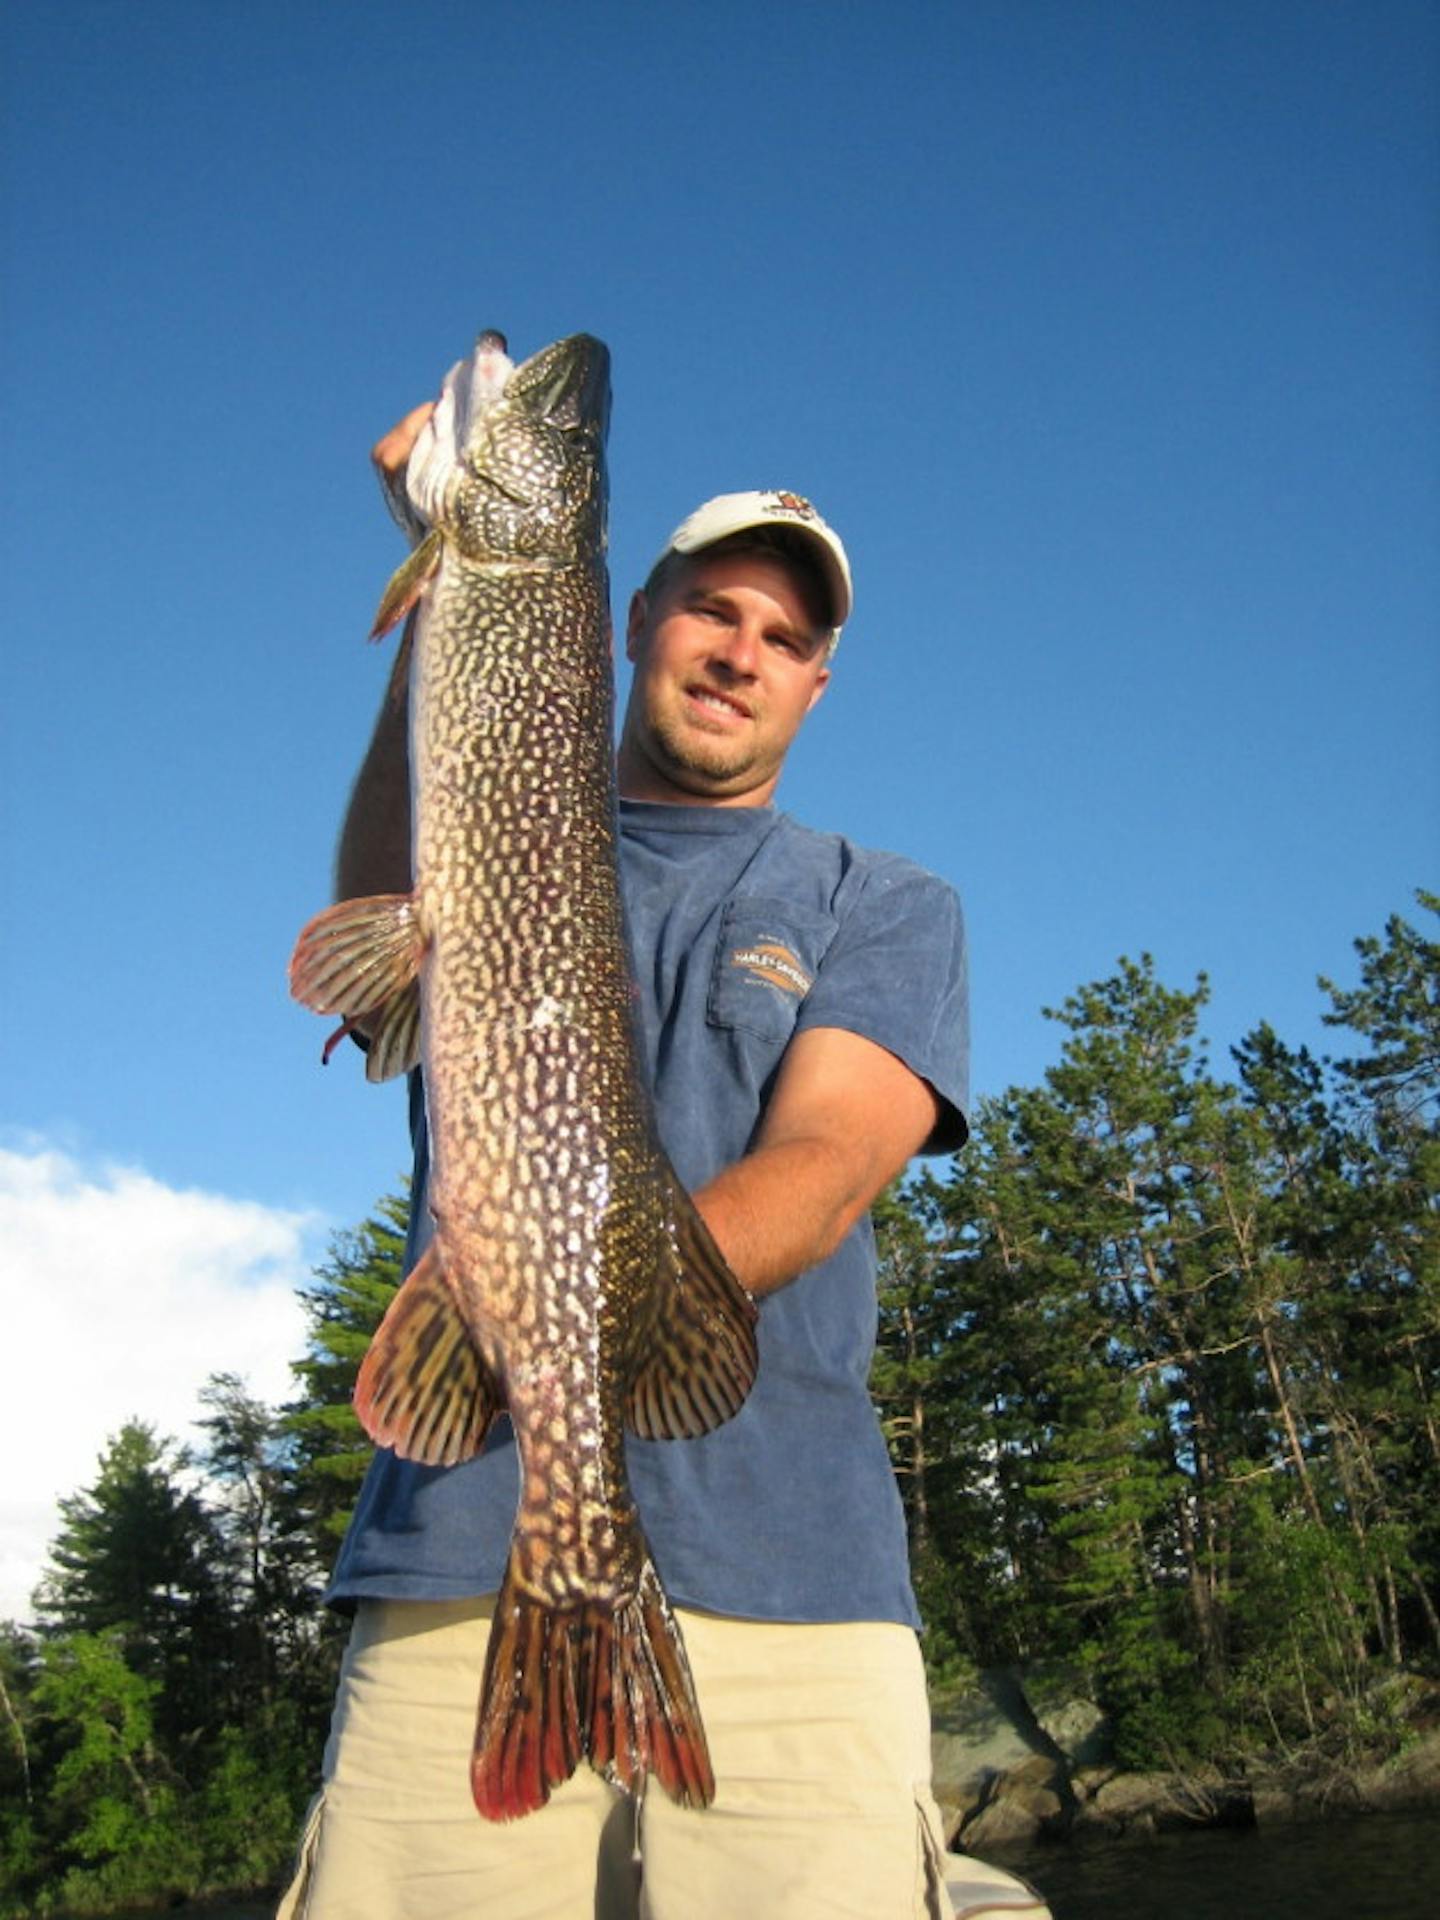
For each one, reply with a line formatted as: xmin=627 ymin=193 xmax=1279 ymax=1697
xmin=616 ymin=549 xmax=832 ymax=807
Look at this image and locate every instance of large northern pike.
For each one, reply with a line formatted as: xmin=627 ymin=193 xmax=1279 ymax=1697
xmin=289 ymin=332 xmax=758 ymax=1819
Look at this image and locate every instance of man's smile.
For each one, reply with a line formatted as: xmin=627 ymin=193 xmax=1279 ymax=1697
xmin=684 ymin=682 xmax=753 ymax=722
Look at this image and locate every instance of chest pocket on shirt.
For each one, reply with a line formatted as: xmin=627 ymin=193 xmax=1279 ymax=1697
xmin=707 ymin=897 xmax=837 ymax=1045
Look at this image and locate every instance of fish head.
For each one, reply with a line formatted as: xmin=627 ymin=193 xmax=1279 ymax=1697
xmin=449 ymin=333 xmax=610 ymax=568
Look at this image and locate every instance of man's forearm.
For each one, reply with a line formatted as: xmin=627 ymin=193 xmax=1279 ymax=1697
xmin=335 ymin=640 xmax=412 ymax=901
xmin=689 ymin=1026 xmax=943 ymax=1299
xmin=692 ymin=1134 xmax=873 ymax=1299
xmin=334 ymin=406 xmax=437 ymax=904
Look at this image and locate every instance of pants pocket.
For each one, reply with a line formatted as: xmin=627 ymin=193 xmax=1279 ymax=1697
xmin=274 ymin=1790 xmax=326 ymax=1920
xmin=916 ymin=1790 xmax=954 ymax=1919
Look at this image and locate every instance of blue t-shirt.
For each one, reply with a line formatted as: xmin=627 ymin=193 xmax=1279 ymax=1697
xmin=328 ymin=800 xmax=969 ymax=1628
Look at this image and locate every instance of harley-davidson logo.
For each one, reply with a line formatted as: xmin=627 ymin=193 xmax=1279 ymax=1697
xmin=730 ymin=942 xmax=813 ymax=998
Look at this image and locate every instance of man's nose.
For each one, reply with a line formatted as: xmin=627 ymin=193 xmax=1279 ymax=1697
xmin=711 ymin=624 xmax=760 ymax=676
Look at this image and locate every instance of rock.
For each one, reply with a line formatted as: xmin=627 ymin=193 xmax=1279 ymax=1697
xmin=1035 ymin=1695 xmax=1110 ymax=1770
xmin=1071 ymin=1764 xmax=1120 ymax=1805
xmin=1357 ymin=1732 xmax=1440 ymax=1811
xmin=931 ymin=1670 xmax=1058 ymax=1839
xmin=956 ymin=1753 xmax=1076 ymax=1852
xmin=1250 ymin=1779 xmax=1314 ymax=1827
xmin=1073 ymin=1767 xmax=1253 ymax=1837
xmin=1020 ymin=1661 xmax=1113 ymax=1771
xmin=1005 ymin=1753 xmax=1075 ymax=1819
xmin=931 ymin=1723 xmax=1033 ymax=1801
xmin=960 ymin=1791 xmax=1048 ymax=1852
xmin=1077 ymin=1770 xmax=1165 ymax=1837
xmin=930 ymin=1673 xmax=1440 ymax=1860
xmin=1248 ymin=1727 xmax=1440 ymax=1826
xmin=931 ymin=1673 xmax=1052 ymax=1788
xmin=930 ymin=1666 xmax=1107 ymax=1844
xmin=936 ymin=1782 xmax=988 ymax=1848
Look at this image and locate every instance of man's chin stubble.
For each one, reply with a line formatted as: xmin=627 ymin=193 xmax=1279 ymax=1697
xmin=649 ymin=715 xmax=757 ymax=787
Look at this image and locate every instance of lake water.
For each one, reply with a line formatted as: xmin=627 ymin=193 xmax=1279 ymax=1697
xmin=1002 ymin=1808 xmax=1440 ymax=1919
xmin=88 ymin=1808 xmax=1440 ymax=1919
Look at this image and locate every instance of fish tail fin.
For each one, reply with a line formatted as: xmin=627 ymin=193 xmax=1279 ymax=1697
xmin=471 ymin=1558 xmax=713 ymax=1821
xmin=592 ymin=1557 xmax=715 ymax=1810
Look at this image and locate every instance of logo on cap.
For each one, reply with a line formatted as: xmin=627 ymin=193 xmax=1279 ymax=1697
xmin=765 ymin=492 xmax=818 ymax=521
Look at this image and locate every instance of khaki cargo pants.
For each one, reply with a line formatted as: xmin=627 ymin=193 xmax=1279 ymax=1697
xmin=278 ymin=1596 xmax=956 ymax=1919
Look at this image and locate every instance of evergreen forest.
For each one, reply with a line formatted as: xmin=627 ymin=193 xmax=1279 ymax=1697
xmin=2 ymin=894 xmax=1435 ymax=1915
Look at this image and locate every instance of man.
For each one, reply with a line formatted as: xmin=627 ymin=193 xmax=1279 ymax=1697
xmin=281 ymin=401 xmax=970 ymax=1919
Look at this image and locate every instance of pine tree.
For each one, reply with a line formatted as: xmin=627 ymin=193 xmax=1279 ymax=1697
xmin=0 ymin=1624 xmax=40 ymax=1908
xmin=285 ymin=1188 xmax=409 ymax=1555
xmin=901 ymin=958 xmax=1298 ymax=1758
xmin=34 ymin=1423 xmax=229 ymax=1749
xmin=195 ymin=1373 xmax=333 ymax=1727
xmin=872 ymin=1172 xmax=998 ymax=1673
xmin=1319 ymin=893 xmax=1440 ymax=1660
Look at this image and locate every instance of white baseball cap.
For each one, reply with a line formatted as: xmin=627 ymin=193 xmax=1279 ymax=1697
xmin=653 ymin=490 xmax=854 ymax=645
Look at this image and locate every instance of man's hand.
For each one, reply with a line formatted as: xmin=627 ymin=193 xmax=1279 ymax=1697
xmin=372 ymin=401 xmax=437 ymax=479
xmin=692 ymin=1027 xmax=941 ymax=1297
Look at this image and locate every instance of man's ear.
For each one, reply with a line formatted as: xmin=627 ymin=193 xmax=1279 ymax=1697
xmin=624 ymin=590 xmax=648 ymax=663
xmin=805 ymin=667 xmax=831 ymax=716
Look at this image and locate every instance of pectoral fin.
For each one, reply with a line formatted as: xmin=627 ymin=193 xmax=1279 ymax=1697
xmin=625 ymin=1168 xmax=759 ymax=1442
xmin=288 ymin=893 xmax=425 ymax=1082
xmin=355 ymin=1242 xmax=503 ymax=1466
xmin=370 ymin=527 xmax=443 ymax=640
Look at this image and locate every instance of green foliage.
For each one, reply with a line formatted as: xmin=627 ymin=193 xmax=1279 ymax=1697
xmin=196 ymin=1717 xmax=313 ymax=1889
xmin=285 ymin=1188 xmax=409 ymax=1550
xmin=874 ymin=892 xmax=1439 ymax=1767
xmin=1087 ymin=1600 xmax=1225 ymax=1769
xmin=194 ymin=1372 xmax=342 ymax=1741
xmin=29 ymin=1630 xmax=202 ymax=1912
xmin=34 ymin=1422 xmax=230 ymax=1750
xmin=5 ymin=1187 xmax=413 ymax=1913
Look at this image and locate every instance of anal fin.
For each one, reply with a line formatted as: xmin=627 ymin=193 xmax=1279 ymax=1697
xmin=625 ymin=1165 xmax=759 ymax=1442
xmin=354 ymin=1243 xmax=502 ymax=1465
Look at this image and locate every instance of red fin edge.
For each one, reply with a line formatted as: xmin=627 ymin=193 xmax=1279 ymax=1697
xmin=470 ymin=1560 xmax=713 ymax=1821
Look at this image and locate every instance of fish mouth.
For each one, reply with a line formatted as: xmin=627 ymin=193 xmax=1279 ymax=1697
xmin=456 ymin=331 xmax=611 ymax=564
xmin=505 ymin=333 xmax=611 ymax=442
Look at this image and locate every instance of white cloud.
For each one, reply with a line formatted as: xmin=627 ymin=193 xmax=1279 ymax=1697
xmin=0 ymin=1141 xmax=324 ymax=1627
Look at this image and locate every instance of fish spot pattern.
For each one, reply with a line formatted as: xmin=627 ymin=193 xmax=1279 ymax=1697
xmin=413 ymin=545 xmax=661 ymax=1610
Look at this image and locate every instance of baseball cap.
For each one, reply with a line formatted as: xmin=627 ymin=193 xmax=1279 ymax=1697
xmin=653 ymin=490 xmax=854 ymax=646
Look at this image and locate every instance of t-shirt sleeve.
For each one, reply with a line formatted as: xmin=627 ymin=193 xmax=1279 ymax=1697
xmin=795 ymin=859 xmax=969 ymax=1152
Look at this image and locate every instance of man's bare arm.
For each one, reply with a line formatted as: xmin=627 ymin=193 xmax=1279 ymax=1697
xmin=334 ymin=648 xmax=413 ymax=902
xmin=332 ymin=404 xmax=438 ymax=903
xmin=692 ymin=1026 xmax=942 ymax=1297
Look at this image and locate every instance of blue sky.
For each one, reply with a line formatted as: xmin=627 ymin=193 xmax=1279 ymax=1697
xmin=0 ymin=3 xmax=1435 ymax=1611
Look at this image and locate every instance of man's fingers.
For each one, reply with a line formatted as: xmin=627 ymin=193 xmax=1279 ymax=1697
xmin=371 ymin=401 xmax=437 ymax=477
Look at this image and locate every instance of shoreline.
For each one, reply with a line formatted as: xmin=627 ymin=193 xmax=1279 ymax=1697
xmin=931 ymin=1669 xmax=1440 ymax=1856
